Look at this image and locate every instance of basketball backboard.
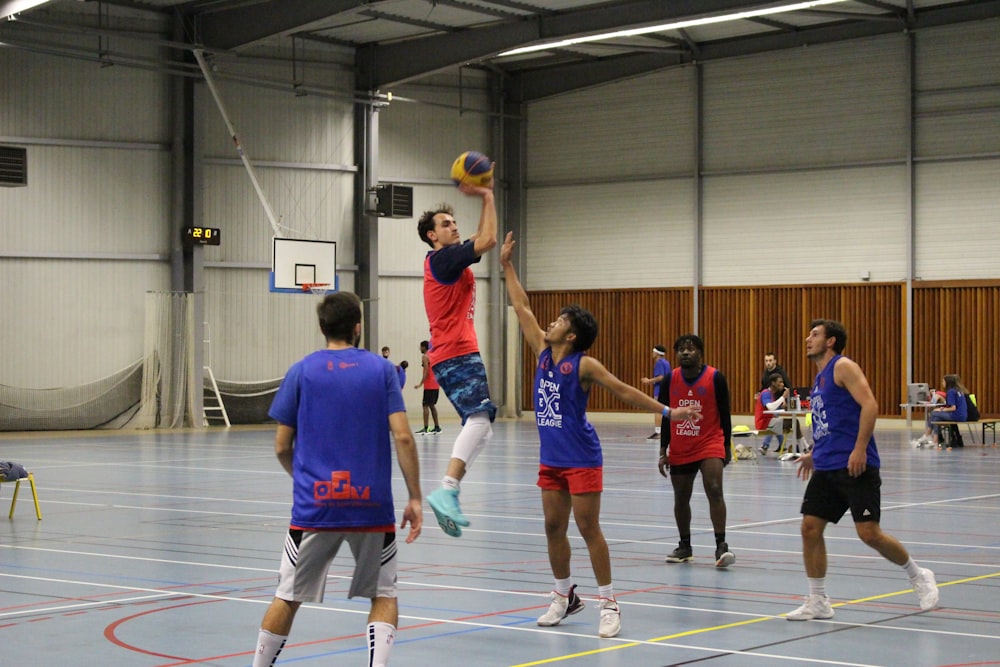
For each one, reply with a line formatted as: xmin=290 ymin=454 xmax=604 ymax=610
xmin=270 ymin=238 xmax=338 ymax=294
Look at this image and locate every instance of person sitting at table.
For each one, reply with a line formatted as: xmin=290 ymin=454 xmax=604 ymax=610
xmin=912 ymin=374 xmax=968 ymax=448
xmin=755 ymin=372 xmax=789 ymax=455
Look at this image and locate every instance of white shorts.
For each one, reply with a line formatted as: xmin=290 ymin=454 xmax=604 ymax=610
xmin=274 ymin=529 xmax=398 ymax=603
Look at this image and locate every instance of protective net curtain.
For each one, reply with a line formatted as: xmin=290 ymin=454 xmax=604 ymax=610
xmin=135 ymin=292 xmax=197 ymax=429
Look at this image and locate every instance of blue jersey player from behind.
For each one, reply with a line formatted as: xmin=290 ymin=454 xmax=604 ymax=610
xmin=787 ymin=318 xmax=939 ymax=621
xmin=500 ymin=232 xmax=700 ymax=639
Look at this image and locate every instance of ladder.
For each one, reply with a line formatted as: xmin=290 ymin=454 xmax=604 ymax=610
xmin=202 ymin=322 xmax=231 ymax=427
xmin=203 ymin=365 xmax=231 ymax=427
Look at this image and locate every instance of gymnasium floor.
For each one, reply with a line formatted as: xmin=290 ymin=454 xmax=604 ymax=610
xmin=1 ymin=418 xmax=998 ymax=667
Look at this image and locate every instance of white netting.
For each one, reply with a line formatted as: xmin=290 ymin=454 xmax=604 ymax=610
xmin=133 ymin=292 xmax=197 ymax=429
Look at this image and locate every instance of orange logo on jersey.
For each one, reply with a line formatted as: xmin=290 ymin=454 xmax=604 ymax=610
xmin=559 ymin=361 xmax=574 ymax=374
xmin=314 ymin=471 xmax=370 ymax=501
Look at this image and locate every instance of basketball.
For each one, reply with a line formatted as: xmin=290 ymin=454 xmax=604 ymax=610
xmin=450 ymin=151 xmax=493 ymax=187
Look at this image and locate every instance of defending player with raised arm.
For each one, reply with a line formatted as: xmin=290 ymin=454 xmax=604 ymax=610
xmin=500 ymin=231 xmax=700 ymax=638
xmin=418 ymin=174 xmax=499 ymax=538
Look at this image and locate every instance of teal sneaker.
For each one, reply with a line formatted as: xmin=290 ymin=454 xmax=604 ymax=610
xmin=427 ymin=488 xmax=470 ymax=537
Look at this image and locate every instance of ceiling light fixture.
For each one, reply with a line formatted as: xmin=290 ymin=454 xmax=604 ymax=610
xmin=1 ymin=1 xmax=54 ymax=21
xmin=498 ymin=0 xmax=849 ymax=57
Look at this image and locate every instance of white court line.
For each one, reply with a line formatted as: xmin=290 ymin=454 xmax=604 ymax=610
xmin=4 ymin=572 xmax=989 ymax=667
xmin=0 ymin=592 xmax=176 ymax=618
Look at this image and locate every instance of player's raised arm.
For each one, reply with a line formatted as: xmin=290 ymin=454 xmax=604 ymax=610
xmin=579 ymin=356 xmax=701 ymax=423
xmin=459 ymin=164 xmax=497 ymax=257
xmin=500 ymin=232 xmax=546 ymax=356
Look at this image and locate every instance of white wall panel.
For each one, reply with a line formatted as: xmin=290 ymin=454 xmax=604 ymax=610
xmin=525 ymin=179 xmax=695 ymax=290
xmin=704 ymin=36 xmax=908 ymax=171
xmin=0 ymin=47 xmax=168 ymax=142
xmin=200 ymin=79 xmax=355 ymax=165
xmin=2 ymin=145 xmax=171 ymax=254
xmin=379 ymin=82 xmax=493 ymax=183
xmin=915 ymin=18 xmax=1000 ymax=158
xmin=914 ymin=159 xmax=1000 ymax=280
xmin=703 ymin=166 xmax=909 ymax=285
xmin=1 ymin=260 xmax=169 ymax=387
xmin=527 ymin=68 xmax=695 ymax=183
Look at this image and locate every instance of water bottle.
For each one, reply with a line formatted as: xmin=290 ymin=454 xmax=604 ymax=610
xmin=792 ymin=391 xmax=800 ymax=410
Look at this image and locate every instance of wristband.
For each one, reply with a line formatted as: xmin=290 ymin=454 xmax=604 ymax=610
xmin=661 ymin=406 xmax=671 ymax=418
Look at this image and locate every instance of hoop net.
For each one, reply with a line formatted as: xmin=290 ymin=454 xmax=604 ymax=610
xmin=302 ymin=283 xmax=331 ymax=296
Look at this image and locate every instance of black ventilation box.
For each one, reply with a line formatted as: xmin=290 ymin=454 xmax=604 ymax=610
xmin=375 ymin=184 xmax=413 ymax=218
xmin=0 ymin=146 xmax=27 ymax=187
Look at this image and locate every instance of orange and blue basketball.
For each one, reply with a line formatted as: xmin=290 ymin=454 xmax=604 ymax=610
xmin=450 ymin=151 xmax=493 ymax=187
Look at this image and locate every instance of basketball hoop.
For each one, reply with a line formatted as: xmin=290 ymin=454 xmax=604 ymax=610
xmin=302 ymin=283 xmax=331 ymax=296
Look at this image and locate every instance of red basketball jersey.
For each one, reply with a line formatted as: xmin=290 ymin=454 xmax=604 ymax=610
xmin=423 ymin=254 xmax=480 ymax=365
xmin=667 ymin=366 xmax=726 ymax=466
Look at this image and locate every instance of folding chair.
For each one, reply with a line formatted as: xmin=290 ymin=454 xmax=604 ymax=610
xmin=1 ymin=472 xmax=42 ymax=520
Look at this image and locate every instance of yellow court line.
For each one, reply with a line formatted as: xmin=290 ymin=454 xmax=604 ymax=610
xmin=507 ymin=571 xmax=1000 ymax=667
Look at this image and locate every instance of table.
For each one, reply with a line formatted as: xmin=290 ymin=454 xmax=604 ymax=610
xmin=764 ymin=408 xmax=812 ymax=460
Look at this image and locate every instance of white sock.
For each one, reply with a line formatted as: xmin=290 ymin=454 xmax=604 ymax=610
xmin=554 ymin=576 xmax=573 ymax=597
xmin=252 ymin=629 xmax=287 ymax=667
xmin=368 ymin=621 xmax=396 ymax=667
xmin=654 ymin=427 xmax=661 ymax=434
xmin=597 ymin=583 xmax=615 ymax=601
xmin=441 ymin=475 xmax=460 ymax=491
xmin=903 ymin=558 xmax=922 ymax=580
xmin=806 ymin=577 xmax=826 ymax=598
xmin=451 ymin=412 xmax=493 ymax=468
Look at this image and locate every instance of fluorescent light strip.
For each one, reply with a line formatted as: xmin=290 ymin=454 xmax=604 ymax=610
xmin=1 ymin=0 xmax=53 ymax=21
xmin=498 ymin=0 xmax=848 ymax=56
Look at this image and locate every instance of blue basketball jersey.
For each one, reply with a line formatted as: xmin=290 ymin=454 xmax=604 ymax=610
xmin=534 ymin=348 xmax=602 ymax=468
xmin=269 ymin=348 xmax=405 ymax=529
xmin=810 ymin=355 xmax=880 ymax=471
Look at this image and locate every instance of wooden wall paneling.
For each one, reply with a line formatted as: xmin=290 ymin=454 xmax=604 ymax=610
xmin=519 ymin=282 xmax=995 ymax=418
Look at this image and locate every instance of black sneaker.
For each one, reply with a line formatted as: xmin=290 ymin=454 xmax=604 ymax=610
xmin=665 ymin=544 xmax=693 ymax=563
xmin=715 ymin=542 xmax=735 ymax=568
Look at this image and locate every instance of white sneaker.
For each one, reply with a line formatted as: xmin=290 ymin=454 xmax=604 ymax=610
xmin=912 ymin=568 xmax=939 ymax=611
xmin=537 ymin=585 xmax=585 ymax=626
xmin=786 ymin=594 xmax=834 ymax=621
xmin=598 ymin=598 xmax=621 ymax=638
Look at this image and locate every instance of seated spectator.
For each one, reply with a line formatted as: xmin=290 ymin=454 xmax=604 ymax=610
xmin=912 ymin=374 xmax=968 ymax=448
xmin=755 ymin=372 xmax=789 ymax=455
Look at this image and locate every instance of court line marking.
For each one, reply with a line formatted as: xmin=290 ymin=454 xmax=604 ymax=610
xmin=504 ymin=571 xmax=1000 ymax=667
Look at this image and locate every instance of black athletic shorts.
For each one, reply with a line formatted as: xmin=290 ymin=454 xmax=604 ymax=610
xmin=800 ymin=467 xmax=881 ymax=524
xmin=422 ymin=388 xmax=440 ymax=407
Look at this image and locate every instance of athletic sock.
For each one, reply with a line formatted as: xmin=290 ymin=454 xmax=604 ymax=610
xmin=554 ymin=576 xmax=573 ymax=597
xmin=441 ymin=476 xmax=460 ymax=491
xmin=806 ymin=577 xmax=827 ymax=598
xmin=679 ymin=536 xmax=691 ymax=549
xmin=597 ymin=583 xmax=615 ymax=601
xmin=252 ymin=629 xmax=287 ymax=667
xmin=902 ymin=558 xmax=922 ymax=580
xmin=714 ymin=533 xmax=726 ymax=546
xmin=367 ymin=622 xmax=396 ymax=667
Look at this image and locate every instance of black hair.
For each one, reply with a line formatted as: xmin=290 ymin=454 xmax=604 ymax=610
xmin=400 ymin=360 xmax=409 ymax=369
xmin=419 ymin=340 xmax=429 ymax=351
xmin=417 ymin=203 xmax=454 ymax=248
xmin=317 ymin=292 xmax=362 ymax=343
xmin=767 ymin=371 xmax=785 ymax=386
xmin=673 ymin=333 xmax=704 ymax=355
xmin=560 ymin=304 xmax=598 ymax=353
xmin=809 ymin=319 xmax=847 ymax=354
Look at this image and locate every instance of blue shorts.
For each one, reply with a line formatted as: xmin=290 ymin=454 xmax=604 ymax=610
xmin=432 ymin=353 xmax=496 ymax=424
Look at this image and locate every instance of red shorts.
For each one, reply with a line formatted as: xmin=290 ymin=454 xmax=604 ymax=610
xmin=537 ymin=464 xmax=603 ymax=494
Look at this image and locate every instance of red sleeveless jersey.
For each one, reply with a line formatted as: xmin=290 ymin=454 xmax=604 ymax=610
xmin=423 ymin=253 xmax=480 ymax=365
xmin=667 ymin=366 xmax=726 ymax=465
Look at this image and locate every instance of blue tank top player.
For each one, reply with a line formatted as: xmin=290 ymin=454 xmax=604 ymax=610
xmin=500 ymin=231 xmax=700 ymax=640
xmin=785 ymin=318 xmax=939 ymax=622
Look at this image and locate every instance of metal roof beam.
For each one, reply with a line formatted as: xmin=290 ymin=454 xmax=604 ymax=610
xmin=357 ymin=0 xmax=800 ymax=88
xmin=197 ymin=0 xmax=375 ymax=50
